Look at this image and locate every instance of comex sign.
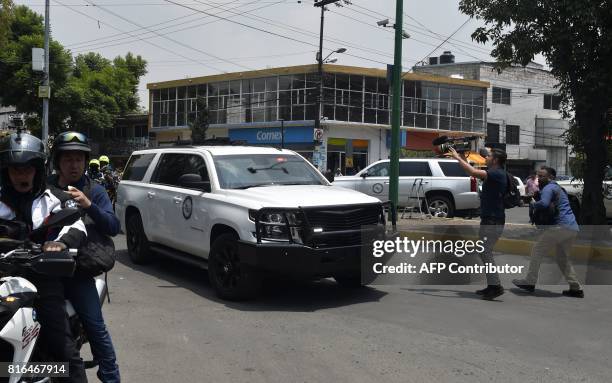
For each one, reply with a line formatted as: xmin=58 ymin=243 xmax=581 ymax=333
xmin=256 ymin=131 xmax=283 ymax=142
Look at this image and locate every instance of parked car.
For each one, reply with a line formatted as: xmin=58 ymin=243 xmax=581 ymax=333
xmin=332 ymin=158 xmax=480 ymax=218
xmin=116 ymin=145 xmax=392 ymax=300
xmin=557 ymin=166 xmax=612 ymax=221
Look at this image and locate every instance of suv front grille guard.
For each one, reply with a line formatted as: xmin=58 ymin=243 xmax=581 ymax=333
xmin=252 ymin=202 xmax=396 ymax=246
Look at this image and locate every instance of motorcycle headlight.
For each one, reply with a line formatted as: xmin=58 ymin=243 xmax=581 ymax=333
xmin=249 ymin=210 xmax=304 ymax=243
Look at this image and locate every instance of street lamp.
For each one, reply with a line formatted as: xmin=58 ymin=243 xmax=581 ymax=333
xmin=320 ymin=47 xmax=347 ymax=63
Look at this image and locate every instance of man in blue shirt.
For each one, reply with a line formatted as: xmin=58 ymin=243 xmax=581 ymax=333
xmin=512 ymin=166 xmax=584 ymax=298
xmin=49 ymin=132 xmax=122 ymax=382
xmin=449 ymin=147 xmax=507 ymax=300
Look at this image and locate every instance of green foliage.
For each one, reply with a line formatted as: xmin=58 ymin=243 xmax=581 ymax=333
xmin=0 ymin=0 xmax=13 ymax=50
xmin=0 ymin=5 xmax=147 ymax=136
xmin=459 ymin=0 xmax=612 ymax=224
xmin=61 ymin=52 xmax=147 ymax=133
xmin=189 ymin=96 xmax=209 ymax=144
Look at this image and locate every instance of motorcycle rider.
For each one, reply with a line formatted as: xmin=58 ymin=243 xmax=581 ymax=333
xmin=88 ymin=159 xmax=103 ymax=181
xmin=49 ymin=131 xmax=121 ymax=383
xmin=0 ymin=131 xmax=88 ymax=382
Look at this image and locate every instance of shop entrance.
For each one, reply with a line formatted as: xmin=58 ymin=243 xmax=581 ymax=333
xmin=327 ymin=138 xmax=369 ymax=175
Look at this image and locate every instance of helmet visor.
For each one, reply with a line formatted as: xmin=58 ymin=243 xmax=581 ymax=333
xmin=55 ymin=132 xmax=91 ymax=152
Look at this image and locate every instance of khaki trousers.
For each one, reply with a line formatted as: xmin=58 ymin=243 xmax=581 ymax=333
xmin=525 ymin=226 xmax=582 ymax=290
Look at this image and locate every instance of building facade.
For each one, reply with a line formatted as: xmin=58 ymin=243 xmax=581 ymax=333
xmin=415 ymin=57 xmax=569 ymax=178
xmin=148 ymin=64 xmax=489 ymax=174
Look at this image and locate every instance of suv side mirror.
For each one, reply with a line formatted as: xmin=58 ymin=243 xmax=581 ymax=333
xmin=361 ymin=172 xmax=369 ymax=179
xmin=178 ymin=173 xmax=211 ymax=192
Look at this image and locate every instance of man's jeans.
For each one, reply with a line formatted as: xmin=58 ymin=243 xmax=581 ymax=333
xmin=479 ymin=216 xmax=505 ymax=286
xmin=525 ymin=226 xmax=582 ymax=289
xmin=65 ymin=276 xmax=121 ymax=383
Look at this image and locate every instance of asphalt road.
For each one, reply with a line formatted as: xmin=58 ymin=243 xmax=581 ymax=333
xmin=85 ymin=235 xmax=612 ymax=383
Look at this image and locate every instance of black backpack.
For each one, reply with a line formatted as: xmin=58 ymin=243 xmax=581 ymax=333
xmin=529 ymin=184 xmax=568 ymax=226
xmin=503 ymin=171 xmax=521 ymax=209
xmin=48 ymin=178 xmax=115 ymax=277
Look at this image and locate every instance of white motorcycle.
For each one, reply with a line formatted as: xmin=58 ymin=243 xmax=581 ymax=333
xmin=0 ymin=209 xmax=107 ymax=383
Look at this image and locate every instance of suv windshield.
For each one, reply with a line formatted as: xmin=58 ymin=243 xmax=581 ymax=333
xmin=213 ymin=154 xmax=326 ymax=189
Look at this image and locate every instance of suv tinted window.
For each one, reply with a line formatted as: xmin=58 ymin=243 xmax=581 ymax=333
xmin=123 ymin=153 xmax=156 ymax=181
xmin=152 ymin=153 xmax=209 ymax=187
xmin=399 ymin=162 xmax=432 ymax=177
xmin=438 ymin=161 xmax=469 ymax=177
xmin=366 ymin=162 xmax=389 ymax=177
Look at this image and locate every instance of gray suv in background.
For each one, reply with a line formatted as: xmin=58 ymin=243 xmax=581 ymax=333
xmin=332 ymin=158 xmax=480 ymax=218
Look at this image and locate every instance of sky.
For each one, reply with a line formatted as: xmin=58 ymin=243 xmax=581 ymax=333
xmin=15 ymin=0 xmax=542 ymax=109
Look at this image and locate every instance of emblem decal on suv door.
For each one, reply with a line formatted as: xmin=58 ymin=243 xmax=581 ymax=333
xmin=372 ymin=183 xmax=383 ymax=194
xmin=182 ymin=196 xmax=193 ymax=219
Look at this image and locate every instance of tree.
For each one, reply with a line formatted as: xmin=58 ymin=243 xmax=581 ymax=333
xmin=0 ymin=5 xmax=72 ymax=131
xmin=189 ymin=96 xmax=209 ymax=144
xmin=0 ymin=5 xmax=147 ymax=139
xmin=0 ymin=0 xmax=13 ymax=50
xmin=459 ymin=0 xmax=612 ymax=225
xmin=57 ymin=52 xmax=147 ymax=137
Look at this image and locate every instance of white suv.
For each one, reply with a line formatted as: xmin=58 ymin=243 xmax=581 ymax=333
xmin=332 ymin=158 xmax=480 ymax=218
xmin=116 ymin=145 xmax=391 ymax=300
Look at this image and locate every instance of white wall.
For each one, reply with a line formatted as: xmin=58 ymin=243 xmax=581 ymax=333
xmin=323 ymin=122 xmax=389 ymax=169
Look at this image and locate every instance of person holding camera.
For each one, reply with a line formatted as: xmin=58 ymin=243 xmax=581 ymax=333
xmin=512 ymin=166 xmax=584 ymax=298
xmin=449 ymin=146 xmax=507 ymax=300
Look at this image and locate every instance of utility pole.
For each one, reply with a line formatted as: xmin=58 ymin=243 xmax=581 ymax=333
xmin=314 ymin=1 xmax=340 ymax=143
xmin=42 ymin=0 xmax=50 ymax=148
xmin=389 ymin=0 xmax=404 ymax=219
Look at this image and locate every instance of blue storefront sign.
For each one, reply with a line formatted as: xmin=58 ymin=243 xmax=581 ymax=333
xmin=386 ymin=130 xmax=407 ymax=148
xmin=229 ymin=127 xmax=313 ymax=145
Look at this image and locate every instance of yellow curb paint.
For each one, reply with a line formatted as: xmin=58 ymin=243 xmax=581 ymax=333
xmin=399 ymin=230 xmax=612 ymax=262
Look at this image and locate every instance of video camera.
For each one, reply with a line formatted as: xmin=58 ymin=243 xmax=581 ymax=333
xmin=432 ymin=135 xmax=479 ymax=155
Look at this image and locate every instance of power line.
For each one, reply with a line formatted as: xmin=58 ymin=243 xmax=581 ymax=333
xmin=350 ymin=1 xmax=492 ymax=56
xmin=53 ymin=0 xmax=229 ymax=72
xmin=65 ymin=0 xmax=278 ymax=52
xmin=186 ymin=0 xmax=399 ymax=64
xmin=81 ymin=0 xmax=254 ymax=70
xmin=415 ymin=18 xmax=472 ymax=68
xmin=162 ymin=0 xmax=389 ymax=66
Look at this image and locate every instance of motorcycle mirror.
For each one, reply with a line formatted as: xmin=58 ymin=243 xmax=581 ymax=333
xmin=29 ymin=209 xmax=81 ymax=239
xmin=31 ymin=251 xmax=76 ymax=277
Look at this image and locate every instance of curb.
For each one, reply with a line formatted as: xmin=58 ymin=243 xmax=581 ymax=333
xmin=399 ymin=230 xmax=612 ymax=262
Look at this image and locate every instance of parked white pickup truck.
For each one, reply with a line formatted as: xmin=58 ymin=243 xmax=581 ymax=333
xmin=116 ymin=145 xmax=392 ymax=300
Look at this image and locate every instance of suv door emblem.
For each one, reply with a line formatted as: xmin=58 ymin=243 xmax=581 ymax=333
xmin=182 ymin=196 xmax=193 ymax=219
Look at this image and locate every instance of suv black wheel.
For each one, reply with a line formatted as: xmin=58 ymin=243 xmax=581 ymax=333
xmin=334 ymin=274 xmax=366 ymax=288
xmin=126 ymin=212 xmax=152 ymax=264
xmin=427 ymin=195 xmax=455 ymax=218
xmin=208 ymin=233 xmax=261 ymax=300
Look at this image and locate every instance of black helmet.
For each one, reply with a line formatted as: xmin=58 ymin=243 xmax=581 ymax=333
xmin=51 ymin=131 xmax=91 ymax=169
xmin=0 ymin=131 xmax=47 ymax=195
xmin=0 ymin=132 xmax=46 ymax=169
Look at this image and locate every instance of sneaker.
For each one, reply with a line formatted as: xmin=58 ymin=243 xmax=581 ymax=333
xmin=475 ymin=287 xmax=488 ymax=295
xmin=512 ymin=279 xmax=535 ymax=293
xmin=562 ymin=289 xmax=584 ymax=298
xmin=481 ymin=285 xmax=504 ymax=300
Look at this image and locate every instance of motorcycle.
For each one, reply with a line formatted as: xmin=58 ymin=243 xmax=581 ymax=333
xmin=0 ymin=209 xmax=107 ymax=383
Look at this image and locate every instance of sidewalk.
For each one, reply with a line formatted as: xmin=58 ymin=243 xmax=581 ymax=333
xmin=395 ymin=216 xmax=612 ymax=262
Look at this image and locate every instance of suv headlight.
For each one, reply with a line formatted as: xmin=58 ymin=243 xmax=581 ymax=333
xmin=249 ymin=210 xmax=304 ymax=243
